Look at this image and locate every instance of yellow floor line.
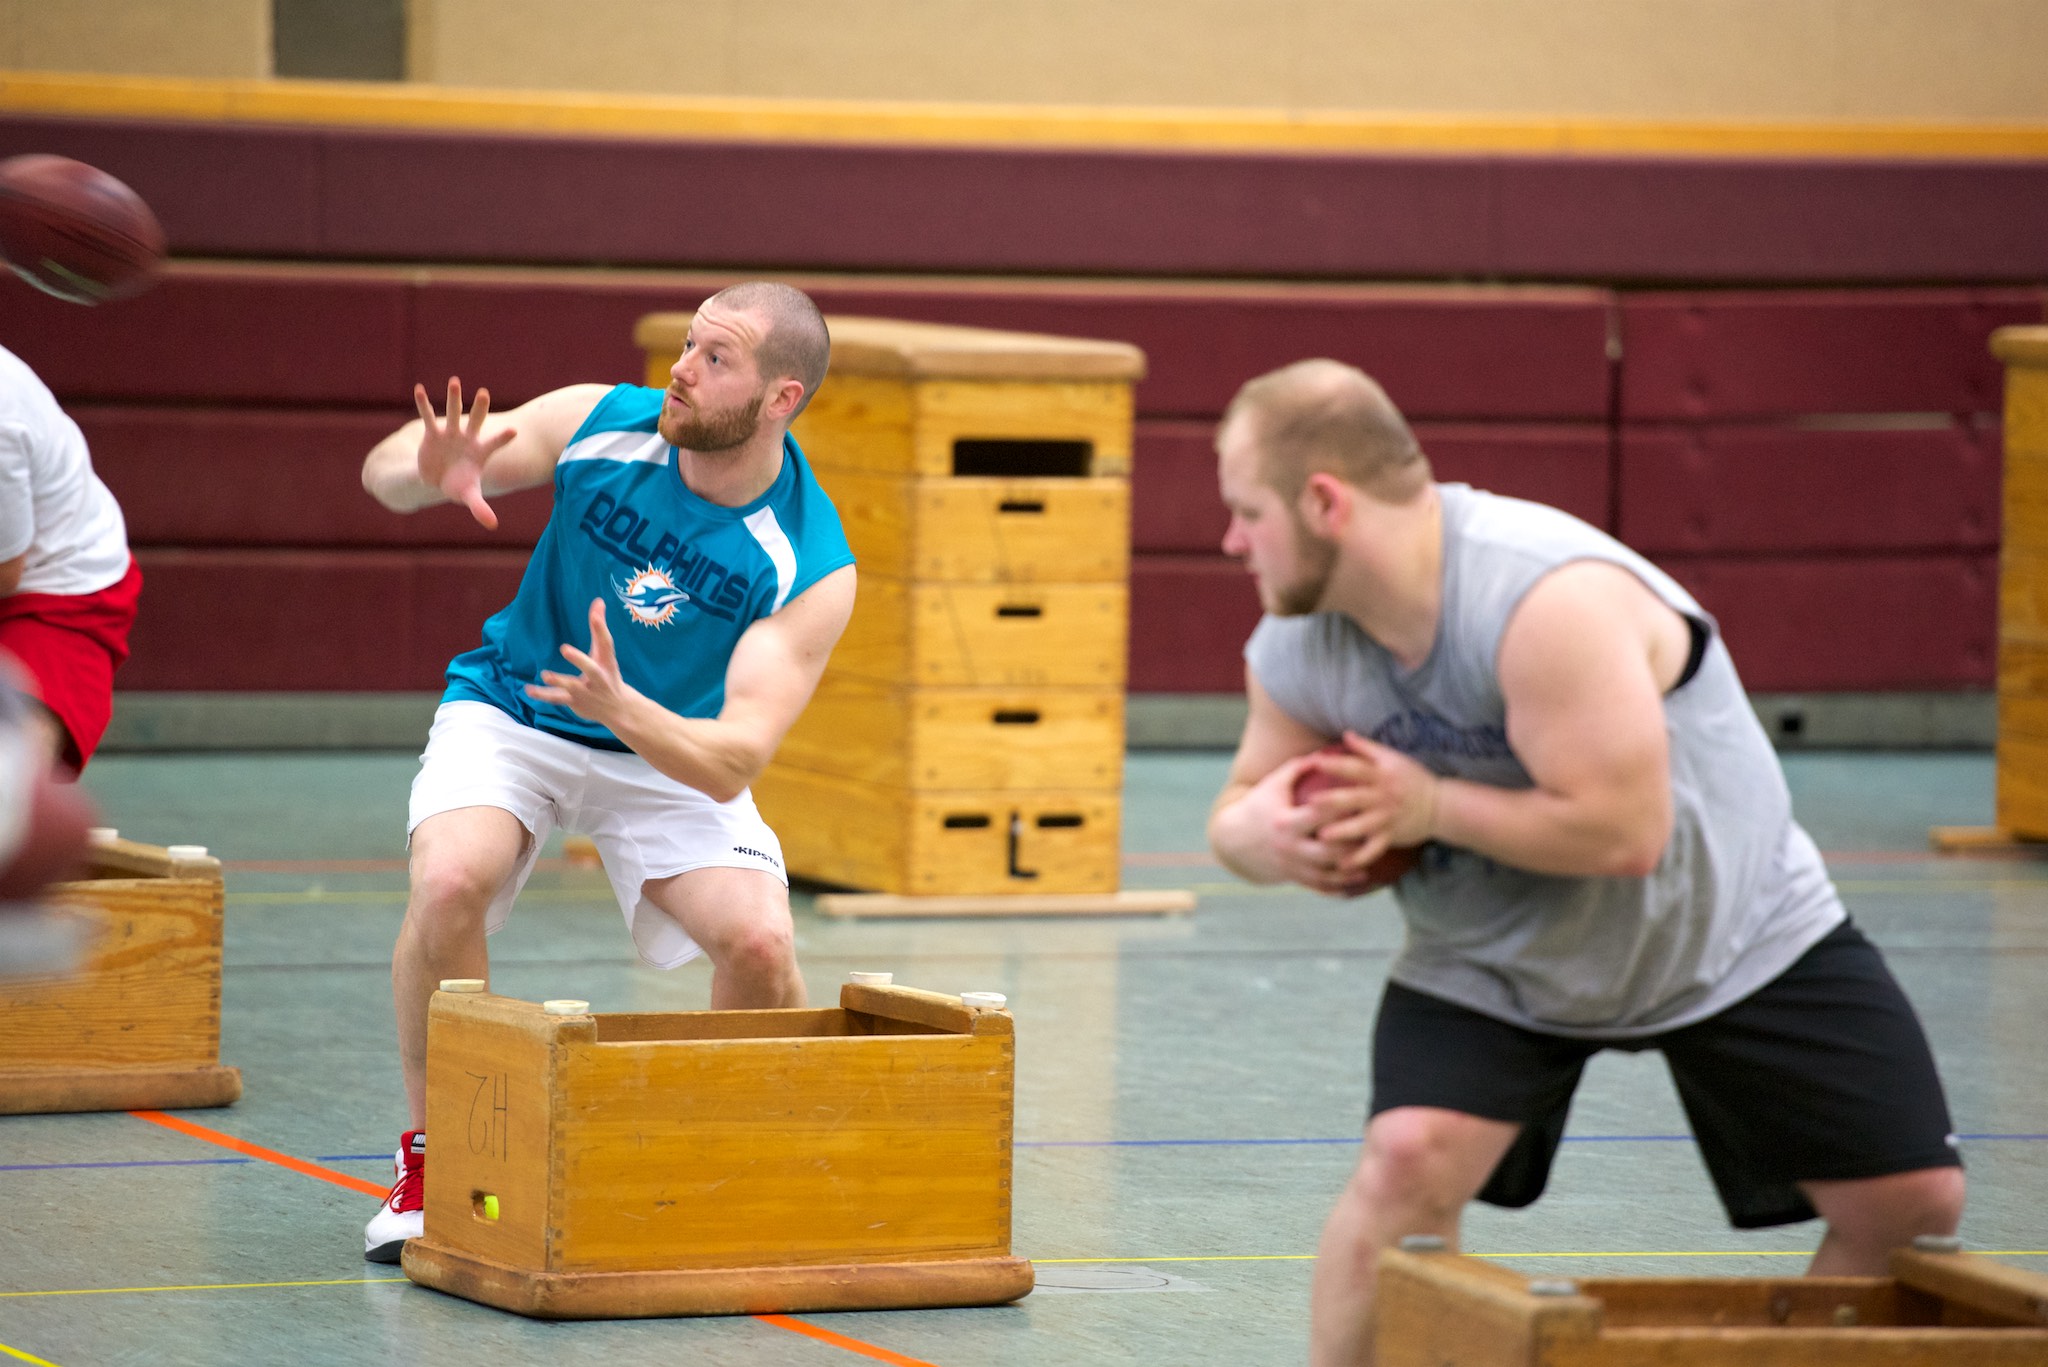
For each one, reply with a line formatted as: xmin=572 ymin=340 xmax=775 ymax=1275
xmin=0 ymin=1345 xmax=62 ymax=1367
xmin=0 ymin=1277 xmax=408 ymax=1299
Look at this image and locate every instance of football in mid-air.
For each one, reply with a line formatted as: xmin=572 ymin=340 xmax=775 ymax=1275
xmin=0 ymin=154 xmax=166 ymax=305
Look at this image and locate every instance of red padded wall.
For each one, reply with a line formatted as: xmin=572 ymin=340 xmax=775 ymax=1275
xmin=1619 ymin=290 xmax=2041 ymax=420
xmin=7 ymin=113 xmax=2048 ymax=283
xmin=78 ymin=407 xmax=551 ymax=548
xmin=1129 ymin=556 xmax=1264 ymax=694
xmin=123 ymin=550 xmax=528 ymax=691
xmin=1657 ymin=554 xmax=1996 ymax=692
xmin=1619 ymin=423 xmax=2000 ymax=555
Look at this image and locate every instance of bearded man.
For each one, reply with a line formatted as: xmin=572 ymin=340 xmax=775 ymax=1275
xmin=1205 ymin=359 xmax=1963 ymax=1366
xmin=356 ymin=282 xmax=855 ymax=1263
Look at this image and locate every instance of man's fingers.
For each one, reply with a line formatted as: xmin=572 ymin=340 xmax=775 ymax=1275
xmin=586 ymin=599 xmax=616 ymax=665
xmin=413 ymin=383 xmax=437 ymax=425
xmin=460 ymin=482 xmax=499 ymax=530
xmin=444 ymin=377 xmax=464 ymax=429
xmin=559 ymin=644 xmax=597 ymax=673
xmin=466 ymin=386 xmax=493 ymax=437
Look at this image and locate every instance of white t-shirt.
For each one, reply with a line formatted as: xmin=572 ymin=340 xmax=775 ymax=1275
xmin=0 ymin=344 xmax=129 ymax=597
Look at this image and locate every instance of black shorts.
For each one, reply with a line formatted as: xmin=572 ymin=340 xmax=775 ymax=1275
xmin=1370 ymin=919 xmax=1962 ymax=1229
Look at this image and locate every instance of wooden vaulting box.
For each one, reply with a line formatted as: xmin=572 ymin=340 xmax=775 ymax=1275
xmin=0 ymin=834 xmax=240 ymax=1114
xmin=1376 ymin=1241 xmax=2048 ymax=1365
xmin=401 ymin=980 xmax=1031 ymax=1318
xmin=1992 ymin=327 xmax=2048 ymax=836
xmin=636 ymin=312 xmax=1146 ymax=899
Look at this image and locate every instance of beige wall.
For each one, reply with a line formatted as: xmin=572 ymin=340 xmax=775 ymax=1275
xmin=404 ymin=0 xmax=2048 ymax=122
xmin=7 ymin=0 xmax=2046 ymax=122
xmin=0 ymin=0 xmax=270 ymax=79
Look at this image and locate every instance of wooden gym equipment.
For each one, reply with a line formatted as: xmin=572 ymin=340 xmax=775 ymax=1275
xmin=0 ymin=831 xmax=240 ymax=1114
xmin=1377 ymin=1236 xmax=2048 ymax=1365
xmin=401 ymin=977 xmax=1034 ymax=1319
xmin=1936 ymin=325 xmax=2048 ymax=850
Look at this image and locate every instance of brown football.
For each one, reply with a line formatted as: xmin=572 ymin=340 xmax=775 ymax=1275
xmin=1293 ymin=743 xmax=1421 ymax=895
xmin=0 ymin=154 xmax=166 ymax=305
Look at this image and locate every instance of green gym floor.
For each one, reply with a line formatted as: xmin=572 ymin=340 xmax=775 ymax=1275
xmin=1 ymin=748 xmax=2043 ymax=1366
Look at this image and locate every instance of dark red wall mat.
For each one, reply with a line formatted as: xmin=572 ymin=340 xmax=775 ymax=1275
xmin=0 ymin=265 xmax=412 ymax=404
xmin=7 ymin=113 xmax=2048 ymax=283
xmin=1128 ymin=553 xmax=1264 ymax=693
xmin=77 ymin=406 xmax=552 ymax=548
xmin=122 ymin=548 xmax=527 ymax=690
xmin=1619 ymin=422 xmax=2000 ymax=555
xmin=1496 ymin=157 xmax=2048 ymax=283
xmin=1656 ymin=552 xmax=1996 ymax=691
xmin=1618 ymin=288 xmax=2045 ymax=421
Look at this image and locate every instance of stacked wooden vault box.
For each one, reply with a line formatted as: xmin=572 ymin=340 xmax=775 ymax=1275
xmin=637 ymin=314 xmax=1146 ymax=899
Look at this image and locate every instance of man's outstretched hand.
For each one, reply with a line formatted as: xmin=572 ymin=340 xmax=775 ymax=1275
xmin=415 ymin=377 xmax=515 ymax=529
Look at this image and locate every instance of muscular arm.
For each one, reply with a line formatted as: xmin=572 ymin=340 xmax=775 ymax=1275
xmin=1318 ymin=561 xmax=1688 ymax=880
xmin=361 ymin=381 xmax=612 ymax=519
xmin=1428 ymin=563 xmax=1681 ymax=876
xmin=529 ymin=565 xmax=857 ymax=801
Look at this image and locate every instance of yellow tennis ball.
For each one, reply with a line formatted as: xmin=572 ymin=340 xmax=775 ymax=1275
xmin=483 ymin=1194 xmax=500 ymax=1221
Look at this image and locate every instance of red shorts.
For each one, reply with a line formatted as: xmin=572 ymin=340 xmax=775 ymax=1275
xmin=0 ymin=558 xmax=142 ymax=771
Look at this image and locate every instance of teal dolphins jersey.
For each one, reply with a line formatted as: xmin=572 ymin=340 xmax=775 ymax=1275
xmin=443 ymin=384 xmax=855 ymax=750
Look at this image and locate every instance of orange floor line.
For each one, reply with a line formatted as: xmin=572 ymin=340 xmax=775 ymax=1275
xmin=754 ymin=1315 xmax=942 ymax=1366
xmin=128 ymin=1111 xmax=386 ymax=1198
xmin=127 ymin=1113 xmax=941 ymax=1364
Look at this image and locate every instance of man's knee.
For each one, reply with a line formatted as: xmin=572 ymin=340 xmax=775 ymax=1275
xmin=1813 ymin=1165 xmax=1965 ymax=1239
xmin=711 ymin=911 xmax=796 ymax=979
xmin=404 ymin=851 xmax=511 ymax=934
xmin=1353 ymin=1107 xmax=1513 ymax=1226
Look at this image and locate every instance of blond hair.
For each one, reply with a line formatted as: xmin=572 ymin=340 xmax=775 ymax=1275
xmin=1221 ymin=359 xmax=1430 ymax=503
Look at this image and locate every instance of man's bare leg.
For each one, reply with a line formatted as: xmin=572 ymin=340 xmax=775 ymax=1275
xmin=643 ymin=865 xmax=806 ymax=1009
xmin=1310 ymin=1106 xmax=1519 ymax=1367
xmin=392 ymin=806 xmax=529 ymax=1127
xmin=1801 ymin=1166 xmax=1965 ymax=1275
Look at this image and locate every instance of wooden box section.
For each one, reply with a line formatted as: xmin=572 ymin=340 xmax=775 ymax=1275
xmin=402 ymin=983 xmax=1031 ymax=1319
xmin=753 ymin=767 xmax=1120 ymax=896
xmin=776 ymin=674 xmax=1124 ymax=792
xmin=1377 ymin=1244 xmax=2048 ymax=1366
xmin=0 ymin=836 xmax=239 ymax=1114
xmin=831 ymin=576 xmax=1128 ymax=688
xmin=822 ymin=469 xmax=1130 ymax=583
xmin=638 ymin=313 xmax=1145 ymax=480
xmin=1994 ymin=327 xmax=2048 ymax=838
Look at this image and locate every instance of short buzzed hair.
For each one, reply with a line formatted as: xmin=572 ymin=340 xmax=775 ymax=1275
xmin=1221 ymin=359 xmax=1431 ymax=503
xmin=702 ymin=281 xmax=832 ymax=417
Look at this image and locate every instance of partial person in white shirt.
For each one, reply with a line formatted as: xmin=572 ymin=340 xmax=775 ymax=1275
xmin=0 ymin=343 xmax=140 ymax=773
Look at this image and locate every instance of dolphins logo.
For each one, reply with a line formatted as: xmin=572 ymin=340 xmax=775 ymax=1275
xmin=615 ymin=565 xmax=689 ymax=628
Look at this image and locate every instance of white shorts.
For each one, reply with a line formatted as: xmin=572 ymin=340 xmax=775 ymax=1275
xmin=407 ymin=701 xmax=787 ymax=969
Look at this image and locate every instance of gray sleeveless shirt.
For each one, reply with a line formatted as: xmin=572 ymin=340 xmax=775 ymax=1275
xmin=1244 ymin=483 xmax=1844 ymax=1038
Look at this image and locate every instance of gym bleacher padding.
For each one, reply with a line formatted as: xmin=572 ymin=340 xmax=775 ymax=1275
xmin=0 ymin=101 xmax=2042 ymax=703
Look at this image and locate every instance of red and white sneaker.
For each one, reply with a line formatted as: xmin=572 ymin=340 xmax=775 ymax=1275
xmin=363 ymin=1130 xmax=424 ymax=1263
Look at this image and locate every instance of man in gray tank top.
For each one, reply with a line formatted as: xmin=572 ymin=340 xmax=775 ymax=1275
xmin=1206 ymin=360 xmax=1964 ymax=1367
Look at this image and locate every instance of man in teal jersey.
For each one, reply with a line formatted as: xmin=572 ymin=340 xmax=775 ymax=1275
xmin=357 ymin=282 xmax=856 ymax=1263
xmin=1207 ymin=360 xmax=1963 ymax=1366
